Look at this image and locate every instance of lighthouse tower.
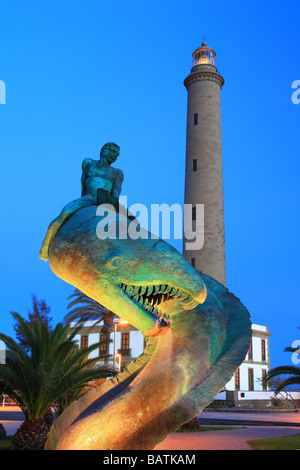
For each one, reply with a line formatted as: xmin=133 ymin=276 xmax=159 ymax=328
xmin=183 ymin=42 xmax=226 ymax=285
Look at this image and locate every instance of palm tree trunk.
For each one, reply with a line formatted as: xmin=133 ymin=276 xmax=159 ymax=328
xmin=11 ymin=418 xmax=50 ymax=450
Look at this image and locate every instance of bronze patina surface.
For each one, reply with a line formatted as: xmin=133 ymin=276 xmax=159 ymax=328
xmin=41 ymin=145 xmax=251 ymax=450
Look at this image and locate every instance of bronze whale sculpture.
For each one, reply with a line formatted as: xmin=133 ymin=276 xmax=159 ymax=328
xmin=42 ymin=203 xmax=251 ymax=450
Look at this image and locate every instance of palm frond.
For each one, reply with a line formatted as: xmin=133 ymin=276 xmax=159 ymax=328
xmin=64 ymin=289 xmax=117 ymax=333
xmin=0 ymin=315 xmax=114 ymax=419
xmin=274 ymin=376 xmax=300 ymax=394
xmin=266 ymin=365 xmax=300 ymax=380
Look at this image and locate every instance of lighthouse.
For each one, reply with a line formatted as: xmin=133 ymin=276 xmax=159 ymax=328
xmin=183 ymin=42 xmax=226 ymax=286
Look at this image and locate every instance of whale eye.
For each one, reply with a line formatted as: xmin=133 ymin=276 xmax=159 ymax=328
xmin=106 ymin=251 xmax=123 ymax=269
xmin=110 ymin=256 xmax=122 ymax=268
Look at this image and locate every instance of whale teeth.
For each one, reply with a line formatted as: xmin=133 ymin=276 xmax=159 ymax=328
xmin=163 ymin=285 xmax=172 ymax=293
xmin=139 ymin=286 xmax=147 ymax=296
xmin=180 ymin=292 xmax=189 ymax=300
xmin=146 ymin=285 xmax=153 ymax=296
xmin=120 ymin=282 xmax=198 ymax=327
xmin=173 ymin=289 xmax=183 ymax=298
xmin=154 ymin=285 xmax=160 ymax=295
xmin=181 ymin=298 xmax=199 ymax=310
xmin=132 ymin=286 xmax=140 ymax=296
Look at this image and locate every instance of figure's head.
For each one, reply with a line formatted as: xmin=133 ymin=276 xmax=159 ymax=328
xmin=100 ymin=142 xmax=120 ymax=164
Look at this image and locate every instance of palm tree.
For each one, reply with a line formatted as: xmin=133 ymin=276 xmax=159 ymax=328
xmin=11 ymin=295 xmax=53 ymax=353
xmin=0 ymin=313 xmax=114 ymax=450
xmin=265 ymin=336 xmax=300 ymax=396
xmin=265 ymin=365 xmax=300 ymax=393
xmin=64 ymin=289 xmax=117 ymax=360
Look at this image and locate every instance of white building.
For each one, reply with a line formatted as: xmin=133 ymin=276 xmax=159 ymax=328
xmin=214 ymin=324 xmax=275 ymax=406
xmin=1 ymin=320 xmax=299 ymax=408
xmin=226 ymin=324 xmax=270 ymax=393
xmin=71 ymin=321 xmax=270 ymax=384
xmin=69 ymin=320 xmax=145 ymax=372
xmin=69 ymin=320 xmax=300 ymax=408
xmin=0 ymin=340 xmax=5 ymax=364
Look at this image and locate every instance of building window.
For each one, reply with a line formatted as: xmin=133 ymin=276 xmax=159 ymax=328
xmin=100 ymin=333 xmax=107 ymax=354
xmin=193 ymin=113 xmax=198 ymax=125
xmin=248 ymin=368 xmax=254 ymax=391
xmin=192 ymin=206 xmax=196 ymax=220
xmin=118 ymin=332 xmax=130 ymax=356
xmin=121 ymin=333 xmax=129 ymax=350
xmin=262 ymin=369 xmax=267 ymax=390
xmin=191 ymin=258 xmax=195 ymax=268
xmin=234 ymin=368 xmax=240 ymax=390
xmin=248 ymin=340 xmax=253 ymax=360
xmin=193 ymin=159 xmax=197 ymax=172
xmin=81 ymin=335 xmax=88 ymax=349
xmin=261 ymin=339 xmax=266 ymax=362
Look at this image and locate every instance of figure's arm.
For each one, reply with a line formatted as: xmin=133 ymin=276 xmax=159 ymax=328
xmin=111 ymin=169 xmax=124 ymax=200
xmin=81 ymin=158 xmax=93 ymax=196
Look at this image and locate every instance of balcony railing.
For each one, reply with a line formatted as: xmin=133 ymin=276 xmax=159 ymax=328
xmin=117 ymin=348 xmax=131 ymax=356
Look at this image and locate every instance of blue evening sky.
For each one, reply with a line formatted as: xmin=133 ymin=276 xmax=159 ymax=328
xmin=0 ymin=0 xmax=299 ymax=368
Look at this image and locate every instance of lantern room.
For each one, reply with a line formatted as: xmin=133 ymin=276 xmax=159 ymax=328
xmin=192 ymin=42 xmax=216 ymax=67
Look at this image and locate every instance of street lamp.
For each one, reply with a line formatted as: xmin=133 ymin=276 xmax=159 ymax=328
xmin=115 ymin=353 xmax=122 ymax=372
xmin=113 ymin=319 xmax=128 ymax=371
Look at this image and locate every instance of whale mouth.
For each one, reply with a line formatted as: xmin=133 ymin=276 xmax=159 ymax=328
xmin=120 ymin=282 xmax=200 ymax=326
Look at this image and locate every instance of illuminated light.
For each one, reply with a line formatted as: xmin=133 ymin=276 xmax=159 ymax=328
xmin=115 ymin=353 xmax=121 ymax=363
xmin=113 ymin=320 xmax=128 ymax=371
xmin=198 ymin=56 xmax=210 ymax=65
xmin=192 ymin=42 xmax=216 ymax=67
xmin=115 ymin=353 xmax=122 ymax=372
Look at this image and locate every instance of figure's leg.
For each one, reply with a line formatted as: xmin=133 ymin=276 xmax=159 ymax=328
xmin=39 ymin=198 xmax=94 ymax=261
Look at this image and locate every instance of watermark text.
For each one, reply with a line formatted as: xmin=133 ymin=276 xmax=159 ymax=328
xmin=291 ymin=80 xmax=300 ymax=104
xmin=95 ymin=196 xmax=204 ymax=251
xmin=291 ymin=340 xmax=300 ymax=364
xmin=0 ymin=80 xmax=6 ymax=104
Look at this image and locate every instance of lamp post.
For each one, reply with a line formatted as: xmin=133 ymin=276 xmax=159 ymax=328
xmin=115 ymin=353 xmax=122 ymax=372
xmin=113 ymin=320 xmax=128 ymax=371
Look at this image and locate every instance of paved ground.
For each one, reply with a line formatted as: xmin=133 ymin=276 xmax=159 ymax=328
xmin=155 ymin=426 xmax=300 ymax=450
xmin=1 ymin=420 xmax=23 ymax=436
xmin=198 ymin=410 xmax=300 ymax=426
xmin=1 ymin=407 xmax=300 ymax=450
xmin=155 ymin=410 xmax=300 ymax=450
